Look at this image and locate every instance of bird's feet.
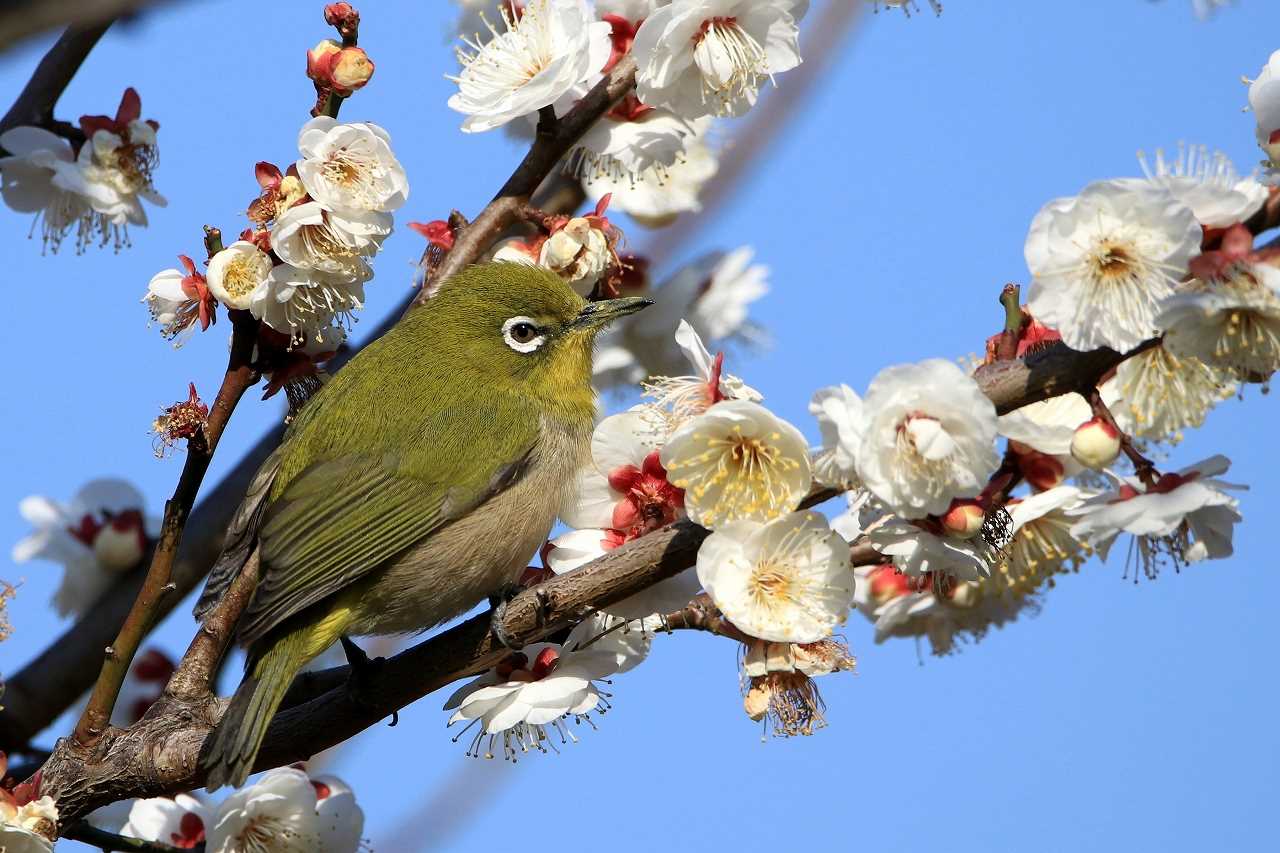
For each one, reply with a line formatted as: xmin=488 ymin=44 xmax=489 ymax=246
xmin=487 ymin=584 xmax=554 ymax=650
xmin=340 ymin=636 xmax=396 ymax=724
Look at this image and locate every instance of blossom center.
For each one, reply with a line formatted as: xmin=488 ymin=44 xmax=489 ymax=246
xmin=235 ymin=816 xmax=302 ymax=853
xmin=747 ymin=560 xmax=796 ymax=610
xmin=692 ymin=16 xmax=769 ymax=110
xmin=222 ymin=257 xmax=262 ymax=300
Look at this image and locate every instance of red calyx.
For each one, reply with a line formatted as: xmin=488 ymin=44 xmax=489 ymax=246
xmin=171 ymin=812 xmax=206 ymax=848
xmin=602 ymin=14 xmax=641 ymax=74
xmin=79 ymin=87 xmax=144 ymax=139
xmin=409 ymin=220 xmax=456 ymax=251
xmin=530 ymin=647 xmax=560 ymax=680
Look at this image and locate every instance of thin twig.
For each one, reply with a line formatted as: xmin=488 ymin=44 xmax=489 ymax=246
xmin=71 ymin=309 xmax=259 ymax=746
xmin=165 ymin=549 xmax=262 ymax=700
xmin=995 ymin=283 xmax=1023 ymax=361
xmin=663 ymin=594 xmax=755 ymax=644
xmin=61 ymin=821 xmax=196 ymax=853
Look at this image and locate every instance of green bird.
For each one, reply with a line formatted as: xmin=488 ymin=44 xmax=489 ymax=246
xmin=194 ymin=262 xmax=650 ymax=790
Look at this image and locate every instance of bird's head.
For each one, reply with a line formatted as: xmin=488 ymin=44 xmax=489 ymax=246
xmin=423 ymin=262 xmax=651 ymax=406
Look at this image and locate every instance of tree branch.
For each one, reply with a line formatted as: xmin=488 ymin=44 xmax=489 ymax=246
xmin=35 ymin=331 xmax=1147 ymax=821
xmin=61 ymin=821 xmax=194 ymax=853
xmin=408 ymin=53 xmax=637 ymax=307
xmin=71 ymin=310 xmax=258 ymax=746
xmin=0 ymin=0 xmax=155 ymax=55
xmin=0 ymin=21 xmax=112 ymax=145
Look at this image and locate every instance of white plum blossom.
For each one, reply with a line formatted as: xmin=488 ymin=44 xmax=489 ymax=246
xmin=696 ymin=511 xmax=855 ymax=643
xmin=206 ymin=241 xmax=274 ymax=310
xmin=997 ymin=391 xmax=1092 ymax=457
xmin=855 ymin=358 xmax=1000 ymax=519
xmin=573 ymin=107 xmax=707 ymax=185
xmin=1001 ymin=486 xmax=1090 ymax=591
xmin=867 ymin=517 xmax=993 ymax=580
xmin=295 ymin=117 xmax=408 ymax=216
xmin=809 ymin=384 xmax=864 ymax=487
xmin=142 ymin=255 xmax=214 ymax=346
xmin=639 ymin=320 xmax=761 ymax=428
xmin=1134 ymin=144 xmax=1267 ymax=229
xmin=0 ymin=126 xmax=93 ymax=253
xmin=660 ymin=399 xmax=811 ymax=528
xmin=1102 ymin=343 xmax=1233 ymax=442
xmin=447 ymin=0 xmax=612 ymax=132
xmin=623 ymin=247 xmax=768 ymax=374
xmin=270 ymin=201 xmax=387 ymax=282
xmin=585 ymin=133 xmax=719 ymax=225
xmin=1068 ymin=455 xmax=1244 ymax=579
xmin=11 ymin=479 xmax=160 ymax=617
xmin=206 ymin=767 xmax=363 ymax=853
xmin=0 ymin=796 xmax=57 ymax=853
xmin=444 ymin=628 xmax=636 ymax=760
xmin=1158 ymin=263 xmax=1280 ymax=378
xmin=251 ymin=262 xmax=365 ymax=345
xmin=538 ymin=215 xmax=615 ymax=293
xmin=1248 ymin=49 xmax=1280 ymax=184
xmin=1025 ymin=180 xmax=1202 ymax=351
xmin=120 ymin=794 xmax=211 ymax=849
xmin=632 ymin=0 xmax=807 ymax=119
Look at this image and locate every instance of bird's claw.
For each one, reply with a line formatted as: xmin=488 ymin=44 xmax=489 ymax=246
xmin=340 ymin=636 xmax=387 ymax=714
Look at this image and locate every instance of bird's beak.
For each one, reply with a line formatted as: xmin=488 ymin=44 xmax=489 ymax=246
xmin=572 ymin=296 xmax=653 ymax=329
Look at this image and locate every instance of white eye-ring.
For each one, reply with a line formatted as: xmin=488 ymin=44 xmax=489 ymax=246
xmin=502 ymin=316 xmax=546 ymax=353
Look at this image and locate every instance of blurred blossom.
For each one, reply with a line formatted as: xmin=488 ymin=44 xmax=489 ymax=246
xmin=11 ymin=479 xmax=159 ymax=617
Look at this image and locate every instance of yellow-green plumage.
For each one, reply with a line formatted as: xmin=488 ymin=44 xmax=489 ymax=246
xmin=196 ymin=263 xmax=649 ymax=789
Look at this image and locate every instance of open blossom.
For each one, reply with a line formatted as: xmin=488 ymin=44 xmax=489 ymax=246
xmin=1068 ymin=455 xmax=1244 ymax=580
xmin=1159 ymin=262 xmax=1280 ymax=378
xmin=855 ymin=359 xmax=1000 ymax=519
xmin=697 ymin=510 xmax=854 ymax=642
xmin=295 ymin=117 xmax=408 ymax=216
xmin=1102 ymin=343 xmax=1233 ymax=442
xmin=867 ymin=517 xmax=993 ymax=580
xmin=143 ymin=254 xmax=216 ymax=345
xmin=0 ymin=126 xmax=93 ymax=253
xmin=572 ymin=104 xmax=706 ymax=184
xmin=251 ymin=263 xmax=364 ymax=345
xmin=11 ymin=479 xmax=159 ymax=617
xmin=1134 ymin=144 xmax=1267 ymax=229
xmin=121 ymin=794 xmax=211 ymax=850
xmin=206 ymin=241 xmax=273 ymax=310
xmin=632 ymin=0 xmax=807 ymax=119
xmin=1025 ymin=180 xmax=1201 ymax=351
xmin=809 ymin=384 xmax=863 ymax=487
xmin=639 ymin=320 xmax=761 ymax=429
xmin=1000 ymin=486 xmax=1090 ymax=593
xmin=447 ymin=0 xmax=612 ymax=132
xmin=69 ymin=88 xmax=166 ymax=246
xmin=444 ymin=628 xmax=635 ymax=760
xmin=624 ymin=247 xmax=768 ymax=373
xmin=0 ymin=796 xmax=57 ymax=852
xmin=270 ymin=201 xmax=387 ymax=282
xmin=660 ymin=399 xmax=811 ymax=528
xmin=585 ymin=133 xmax=719 ymax=226
xmin=1248 ymin=49 xmax=1280 ymax=184
xmin=538 ymin=204 xmax=620 ymax=294
xmin=206 ymin=767 xmax=363 ymax=853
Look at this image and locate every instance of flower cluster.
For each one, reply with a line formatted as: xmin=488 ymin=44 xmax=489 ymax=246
xmin=111 ymin=766 xmax=365 ymax=853
xmin=447 ymin=0 xmax=808 ymax=225
xmin=0 ymin=89 xmax=164 ymax=253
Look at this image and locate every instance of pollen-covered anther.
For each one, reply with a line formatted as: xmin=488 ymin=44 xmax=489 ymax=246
xmin=691 ymin=16 xmax=771 ymax=113
xmin=152 ymin=383 xmax=209 ymax=456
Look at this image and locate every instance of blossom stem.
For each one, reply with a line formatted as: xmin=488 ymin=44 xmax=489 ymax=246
xmin=71 ymin=310 xmax=260 ymax=747
xmin=995 ymin=283 xmax=1024 ymax=361
xmin=1087 ymin=386 xmax=1158 ymax=487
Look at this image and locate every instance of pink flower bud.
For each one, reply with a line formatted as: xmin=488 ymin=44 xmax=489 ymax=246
xmin=307 ymin=39 xmax=342 ymax=81
xmin=940 ymin=499 xmax=985 ymax=539
xmin=1070 ymin=418 xmax=1122 ymax=469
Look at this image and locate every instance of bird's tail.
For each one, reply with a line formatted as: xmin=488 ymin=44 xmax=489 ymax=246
xmin=201 ymin=621 xmax=331 ymax=791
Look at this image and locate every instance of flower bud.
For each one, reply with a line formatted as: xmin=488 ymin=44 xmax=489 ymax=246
xmin=1070 ymin=418 xmax=1122 ymax=469
xmin=307 ymin=39 xmax=342 ymax=81
xmin=940 ymin=499 xmax=985 ymax=539
xmin=1013 ymin=446 xmax=1066 ymax=491
xmin=330 ymin=47 xmax=374 ymax=94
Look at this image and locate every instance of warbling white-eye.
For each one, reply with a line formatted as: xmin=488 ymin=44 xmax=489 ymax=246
xmin=195 ymin=262 xmax=650 ymax=789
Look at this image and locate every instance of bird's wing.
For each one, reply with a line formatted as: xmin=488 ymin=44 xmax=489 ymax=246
xmin=236 ymin=440 xmax=535 ymax=647
xmin=193 ymin=445 xmax=286 ymax=621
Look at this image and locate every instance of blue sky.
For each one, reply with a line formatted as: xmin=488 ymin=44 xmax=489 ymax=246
xmin=2 ymin=1 xmax=1278 ymax=850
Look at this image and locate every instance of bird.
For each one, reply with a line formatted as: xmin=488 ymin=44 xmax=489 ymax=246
xmin=194 ymin=261 xmax=650 ymax=789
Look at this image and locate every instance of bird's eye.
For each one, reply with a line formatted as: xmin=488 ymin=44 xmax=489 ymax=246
xmin=502 ymin=316 xmax=546 ymax=353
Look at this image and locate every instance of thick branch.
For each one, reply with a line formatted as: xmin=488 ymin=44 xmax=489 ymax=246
xmin=0 ymin=22 xmax=111 ymax=144
xmin=0 ymin=0 xmax=153 ymax=54
xmin=71 ymin=311 xmax=258 ymax=746
xmin=36 ymin=331 xmax=1144 ymax=818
